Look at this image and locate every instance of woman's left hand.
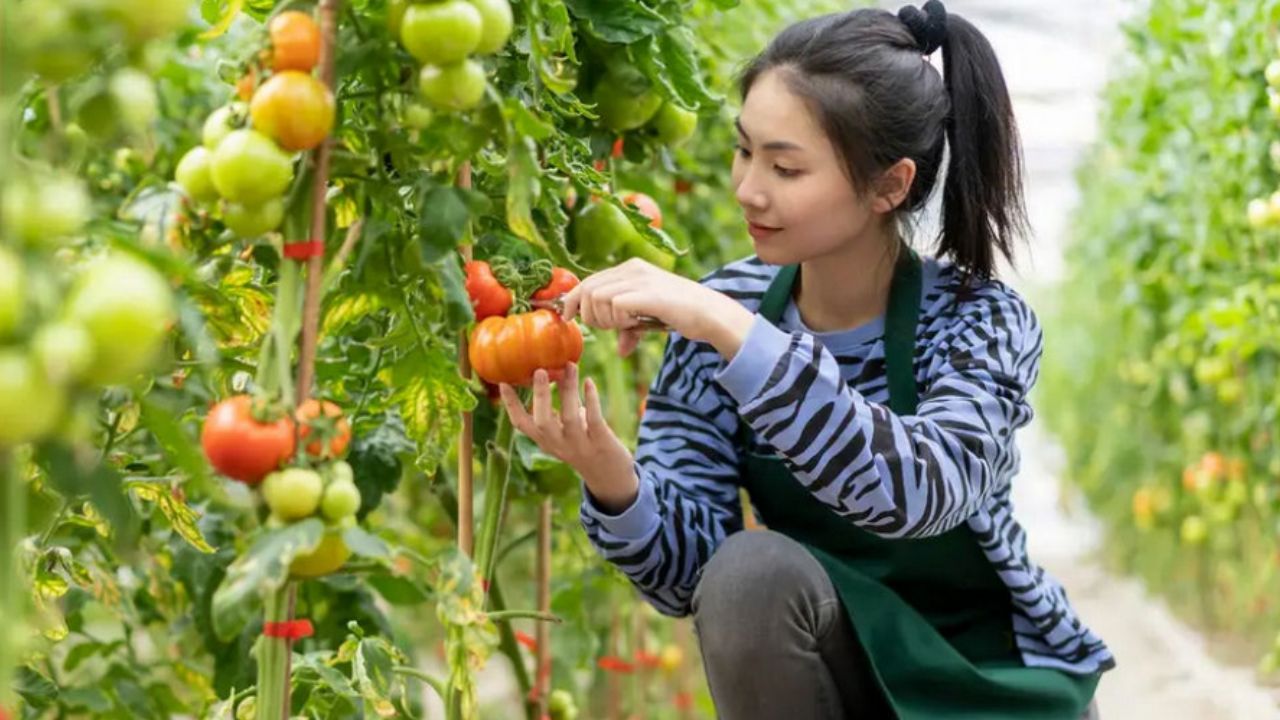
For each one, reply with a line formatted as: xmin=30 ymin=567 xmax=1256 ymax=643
xmin=559 ymin=258 xmax=755 ymax=358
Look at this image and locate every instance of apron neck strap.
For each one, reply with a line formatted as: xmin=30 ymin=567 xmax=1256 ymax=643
xmin=756 ymin=248 xmax=922 ymax=414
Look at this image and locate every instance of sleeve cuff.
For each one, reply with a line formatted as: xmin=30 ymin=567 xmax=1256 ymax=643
xmin=581 ymin=468 xmax=661 ymax=539
xmin=714 ymin=315 xmax=794 ymax=404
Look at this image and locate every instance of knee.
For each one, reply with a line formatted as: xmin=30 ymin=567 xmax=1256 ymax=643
xmin=693 ymin=530 xmax=823 ymax=634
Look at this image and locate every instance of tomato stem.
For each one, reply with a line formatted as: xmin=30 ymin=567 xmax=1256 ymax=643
xmin=0 ymin=449 xmax=24 ymax=712
xmin=257 ymin=583 xmax=291 ymax=720
xmin=473 ymin=410 xmax=515 ymax=589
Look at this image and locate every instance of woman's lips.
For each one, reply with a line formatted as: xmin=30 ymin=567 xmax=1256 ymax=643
xmin=747 ymin=221 xmax=781 ymax=240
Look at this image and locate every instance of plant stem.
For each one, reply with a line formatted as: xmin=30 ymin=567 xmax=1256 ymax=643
xmin=473 ymin=411 xmax=515 ymax=590
xmin=486 ymin=609 xmax=561 ymax=624
xmin=393 ymin=665 xmax=448 ymax=703
xmin=257 ymin=584 xmax=291 ymax=720
xmin=1 ymin=449 xmax=24 ymax=711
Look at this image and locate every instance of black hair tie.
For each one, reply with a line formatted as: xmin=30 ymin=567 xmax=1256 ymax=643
xmin=898 ymin=0 xmax=947 ymax=55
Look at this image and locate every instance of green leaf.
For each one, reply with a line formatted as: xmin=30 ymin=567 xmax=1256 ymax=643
xmin=506 ymin=134 xmax=548 ymax=251
xmin=563 ymin=0 xmax=667 ymax=43
xmin=139 ymin=396 xmax=214 ymax=500
xmin=637 ymin=27 xmax=720 ymax=109
xmin=347 ymin=414 xmax=415 ymax=519
xmin=323 ymin=292 xmax=386 ymax=337
xmin=433 ymin=254 xmax=475 ymax=329
xmin=367 ymin=574 xmax=433 ymax=606
xmin=353 ymin=638 xmax=405 ymax=718
xmin=210 ymin=519 xmax=325 ymax=641
xmin=126 ymin=480 xmax=216 ymax=554
xmin=387 ymin=352 xmax=475 ymax=476
xmin=416 ymin=186 xmax=472 ymax=262
xmin=343 ymin=525 xmax=392 ymax=562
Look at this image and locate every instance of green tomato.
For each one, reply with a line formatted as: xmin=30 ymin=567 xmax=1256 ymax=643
xmin=324 ymin=460 xmax=355 ymax=486
xmin=399 ymin=1 xmax=482 ymax=65
xmin=0 ymin=348 xmax=65 ymax=445
xmin=594 ymin=79 xmax=662 ymax=132
xmin=1 ymin=174 xmax=90 ymax=245
xmin=175 ymin=147 xmax=219 ymax=202
xmin=648 ymin=102 xmax=698 ymax=146
xmin=403 ymin=102 xmax=435 ymax=130
xmin=1179 ymin=515 xmax=1208 ymax=546
xmin=547 ymin=690 xmax=578 ymax=720
xmin=66 ymin=254 xmax=176 ymax=386
xmin=108 ymin=67 xmax=158 ymax=134
xmin=210 ymin=130 xmax=294 ymax=205
xmin=290 ymin=529 xmax=352 ymax=578
xmin=234 ymin=696 xmax=256 ymax=720
xmin=469 ymin=0 xmax=512 ymax=55
xmin=1270 ymin=91 xmax=1280 ymax=119
xmin=1248 ymin=198 xmax=1271 ymax=230
xmin=263 ymin=467 xmax=324 ymax=521
xmin=1267 ymin=60 xmax=1280 ymax=89
xmin=105 ymin=0 xmax=191 ymax=44
xmin=321 ymin=479 xmax=362 ymax=521
xmin=418 ymin=60 xmax=487 ymax=112
xmin=202 ymin=104 xmax=245 ymax=150
xmin=32 ymin=320 xmax=94 ymax=384
xmin=222 ymin=198 xmax=284 ymax=237
xmin=0 ymin=248 xmax=26 ymax=339
xmin=571 ymin=201 xmax=641 ymax=263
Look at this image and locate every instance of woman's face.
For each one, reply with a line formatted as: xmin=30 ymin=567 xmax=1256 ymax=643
xmin=731 ymin=68 xmax=880 ymax=266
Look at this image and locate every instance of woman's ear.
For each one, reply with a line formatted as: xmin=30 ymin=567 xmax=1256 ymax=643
xmin=870 ymin=158 xmax=917 ymax=214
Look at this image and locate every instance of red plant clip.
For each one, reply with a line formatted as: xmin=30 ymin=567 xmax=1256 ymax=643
xmin=674 ymin=691 xmax=694 ymax=710
xmin=633 ymin=650 xmax=661 ymax=670
xmin=597 ymin=655 xmax=634 ymax=673
xmin=263 ymin=619 xmax=314 ymax=640
xmin=283 ymin=240 xmax=325 ymax=260
xmin=515 ymin=630 xmax=538 ymax=652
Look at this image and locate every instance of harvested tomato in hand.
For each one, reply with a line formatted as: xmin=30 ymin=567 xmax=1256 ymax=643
xmin=532 ymin=268 xmax=580 ymax=301
xmin=249 ymin=70 xmax=335 ymax=151
xmin=296 ymin=399 xmax=351 ymax=459
xmin=620 ymin=191 xmax=662 ymax=229
xmin=464 ymin=260 xmax=513 ymax=321
xmin=201 ymin=396 xmax=296 ymax=484
xmin=268 ymin=11 xmax=321 ymax=73
xmin=469 ymin=310 xmax=584 ymax=386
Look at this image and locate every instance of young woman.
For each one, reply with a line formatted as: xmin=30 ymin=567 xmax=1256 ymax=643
xmin=498 ymin=2 xmax=1113 ymax=717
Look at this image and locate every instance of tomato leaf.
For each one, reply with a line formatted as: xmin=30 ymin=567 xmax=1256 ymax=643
xmin=210 ymin=519 xmax=325 ymax=641
xmin=386 ymin=351 xmax=475 ymax=476
xmin=505 ymin=134 xmax=549 ymax=251
xmin=367 ymin=574 xmax=433 ymax=606
xmin=635 ymin=28 xmax=720 ymax=109
xmin=347 ymin=414 xmax=415 ymax=519
xmin=563 ymin=0 xmax=667 ymax=43
xmin=434 ymin=254 xmax=475 ymax=329
xmin=126 ymin=480 xmax=216 ymax=554
xmin=343 ymin=525 xmax=392 ymax=562
xmin=138 ymin=396 xmax=214 ymax=500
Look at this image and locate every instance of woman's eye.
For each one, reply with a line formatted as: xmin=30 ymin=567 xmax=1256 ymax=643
xmin=735 ymin=144 xmax=752 ymax=158
xmin=774 ymin=166 xmax=799 ymax=178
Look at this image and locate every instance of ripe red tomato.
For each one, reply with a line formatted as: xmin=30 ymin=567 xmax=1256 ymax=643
xmin=268 ymin=11 xmax=321 ymax=73
xmin=531 ymin=268 xmax=580 ymax=301
xmin=620 ymin=191 xmax=662 ymax=229
xmin=469 ymin=310 xmax=584 ymax=386
xmin=249 ymin=70 xmax=335 ymax=151
xmin=465 ymin=260 xmax=513 ymax=321
xmin=202 ymin=396 xmax=297 ymax=484
xmin=296 ymin=399 xmax=351 ymax=459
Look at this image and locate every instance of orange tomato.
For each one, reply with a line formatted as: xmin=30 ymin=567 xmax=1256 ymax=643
xmin=249 ymin=70 xmax=334 ymax=151
xmin=269 ymin=11 xmax=321 ymax=73
xmin=620 ymin=191 xmax=662 ymax=229
xmin=296 ymin=399 xmax=351 ymax=459
xmin=236 ymin=67 xmax=258 ymax=102
xmin=469 ymin=310 xmax=584 ymax=386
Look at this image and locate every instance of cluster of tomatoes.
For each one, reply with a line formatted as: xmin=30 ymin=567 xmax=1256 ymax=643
xmin=201 ymin=395 xmax=360 ymax=577
xmin=464 ymin=261 xmax=584 ymax=387
xmin=388 ymin=0 xmax=513 ymax=113
xmin=174 ymin=11 xmax=335 ymax=238
xmin=0 ymin=185 xmax=176 ymax=445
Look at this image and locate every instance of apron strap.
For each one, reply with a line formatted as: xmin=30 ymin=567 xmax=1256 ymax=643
xmin=884 ymin=248 xmax=922 ymax=416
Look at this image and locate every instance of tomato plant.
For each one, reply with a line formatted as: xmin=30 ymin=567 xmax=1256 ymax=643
xmin=263 ymin=467 xmax=324 ymax=521
xmin=296 ymin=399 xmax=351 ymax=459
xmin=249 ymin=71 xmax=336 ymax=151
xmin=268 ymin=11 xmax=321 ymax=73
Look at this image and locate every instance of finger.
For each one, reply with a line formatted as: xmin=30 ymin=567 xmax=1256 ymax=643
xmin=559 ymin=363 xmax=585 ymax=437
xmin=583 ymin=377 xmax=609 ymax=439
xmin=499 ymin=384 xmax=536 ymax=438
xmin=560 ymin=284 xmax=583 ymax=322
xmin=531 ymin=369 xmax=560 ymax=440
xmin=617 ymin=329 xmax=641 ymax=358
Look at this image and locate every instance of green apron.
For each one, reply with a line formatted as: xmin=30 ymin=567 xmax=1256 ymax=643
xmin=737 ymin=250 xmax=1099 ymax=719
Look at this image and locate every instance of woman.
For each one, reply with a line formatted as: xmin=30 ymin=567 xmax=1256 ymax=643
xmin=498 ymin=2 xmax=1113 ymax=717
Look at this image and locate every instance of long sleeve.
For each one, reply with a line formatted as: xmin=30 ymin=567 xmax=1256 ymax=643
xmin=714 ymin=291 xmax=1042 ymax=539
xmin=579 ymin=331 xmax=745 ymax=617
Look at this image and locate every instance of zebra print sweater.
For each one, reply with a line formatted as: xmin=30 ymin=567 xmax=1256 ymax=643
xmin=579 ymin=254 xmax=1115 ymax=676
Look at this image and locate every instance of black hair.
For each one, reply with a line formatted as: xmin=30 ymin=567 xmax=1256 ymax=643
xmin=739 ymin=1 xmax=1027 ymax=286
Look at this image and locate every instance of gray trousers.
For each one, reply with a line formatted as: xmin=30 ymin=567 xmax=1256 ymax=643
xmin=691 ymin=529 xmax=1101 ymax=720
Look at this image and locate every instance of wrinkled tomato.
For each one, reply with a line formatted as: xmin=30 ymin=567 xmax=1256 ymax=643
xmin=469 ymin=310 xmax=583 ymax=386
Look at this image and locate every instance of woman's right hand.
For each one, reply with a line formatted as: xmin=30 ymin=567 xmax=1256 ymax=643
xmin=498 ymin=362 xmax=640 ymax=514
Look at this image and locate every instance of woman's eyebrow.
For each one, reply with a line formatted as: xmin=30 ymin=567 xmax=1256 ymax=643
xmin=735 ymin=117 xmax=804 ymax=152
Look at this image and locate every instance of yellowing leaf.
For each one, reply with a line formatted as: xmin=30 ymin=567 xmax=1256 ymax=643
xmin=127 ymin=481 xmax=216 ymax=554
